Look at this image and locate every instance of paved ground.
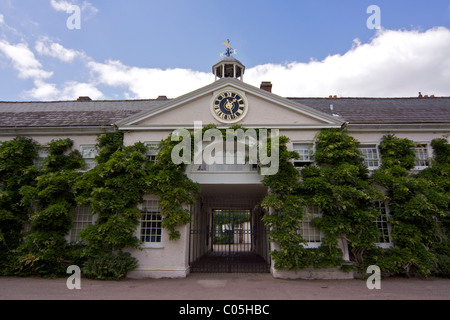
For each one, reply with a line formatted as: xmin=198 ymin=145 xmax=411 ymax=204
xmin=1 ymin=273 xmax=449 ymax=300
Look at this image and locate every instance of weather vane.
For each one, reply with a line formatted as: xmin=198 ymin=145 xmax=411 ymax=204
xmin=220 ymin=39 xmax=237 ymax=57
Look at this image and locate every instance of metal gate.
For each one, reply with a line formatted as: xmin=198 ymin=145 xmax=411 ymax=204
xmin=189 ymin=196 xmax=270 ymax=273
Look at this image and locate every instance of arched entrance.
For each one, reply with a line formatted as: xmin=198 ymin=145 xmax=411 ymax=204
xmin=189 ymin=185 xmax=270 ymax=273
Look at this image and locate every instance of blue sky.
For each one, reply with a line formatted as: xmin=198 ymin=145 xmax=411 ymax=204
xmin=1 ymin=0 xmax=450 ymax=101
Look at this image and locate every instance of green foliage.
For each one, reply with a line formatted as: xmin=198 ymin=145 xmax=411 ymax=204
xmin=418 ymin=138 xmax=450 ymax=245
xmin=303 ymin=129 xmax=382 ymax=266
xmin=262 ymin=129 xmax=383 ymax=271
xmin=13 ymin=139 xmax=83 ymax=277
xmin=264 ymin=131 xmax=448 ymax=277
xmin=435 ymin=254 xmax=450 ymax=278
xmin=370 ymin=135 xmax=449 ymax=276
xmin=214 ymin=211 xmax=250 ymax=227
xmin=82 ymin=251 xmax=138 ymax=280
xmin=147 ymin=131 xmax=200 ymax=240
xmin=0 ymin=137 xmax=39 ymax=272
xmin=73 ymin=131 xmax=199 ymax=278
xmin=75 ymin=136 xmax=148 ymax=252
xmin=95 ymin=131 xmax=124 ymax=164
xmin=261 ymin=136 xmax=322 ymax=270
xmin=2 ymin=129 xmax=448 ymax=279
xmin=213 ymin=211 xmax=250 ymax=245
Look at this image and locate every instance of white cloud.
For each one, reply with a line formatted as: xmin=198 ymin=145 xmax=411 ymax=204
xmin=88 ymin=59 xmax=214 ymax=99
xmin=0 ymin=40 xmax=53 ymax=80
xmin=81 ymin=1 xmax=99 ymax=16
xmin=0 ymin=38 xmax=104 ymax=101
xmin=58 ymin=81 xmax=103 ymax=100
xmin=86 ymin=27 xmax=450 ymax=99
xmin=50 ymin=0 xmax=98 ymax=17
xmin=49 ymin=0 xmax=74 ymax=12
xmin=35 ymin=37 xmax=84 ymax=62
xmin=2 ymin=27 xmax=450 ymax=101
xmin=24 ymin=80 xmax=59 ymax=100
xmin=24 ymin=80 xmax=104 ymax=101
xmin=245 ymin=27 xmax=450 ymax=97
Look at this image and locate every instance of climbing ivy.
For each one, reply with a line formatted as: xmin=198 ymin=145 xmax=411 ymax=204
xmin=14 ymin=139 xmax=84 ymax=277
xmin=369 ymin=135 xmax=450 ymax=276
xmin=0 ymin=137 xmax=39 ymax=273
xmin=75 ymin=136 xmax=148 ymax=252
xmin=260 ymin=135 xmax=309 ymax=269
xmin=0 ymin=128 xmax=448 ymax=279
xmin=147 ymin=133 xmax=200 ymax=240
xmin=418 ymin=138 xmax=450 ymax=248
xmin=302 ymin=128 xmax=383 ymax=267
xmin=262 ymin=129 xmax=383 ymax=271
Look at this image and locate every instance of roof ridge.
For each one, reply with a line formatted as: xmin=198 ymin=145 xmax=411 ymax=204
xmin=287 ymin=96 xmax=450 ymax=100
xmin=0 ymin=98 xmax=170 ymax=103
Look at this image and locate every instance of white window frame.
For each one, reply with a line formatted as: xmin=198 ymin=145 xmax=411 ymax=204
xmin=34 ymin=146 xmax=49 ymax=168
xmin=299 ymin=205 xmax=323 ymax=248
xmin=292 ymin=142 xmax=315 ymax=170
xmin=68 ymin=205 xmax=95 ymax=243
xmin=413 ymin=143 xmax=431 ymax=170
xmin=145 ymin=142 xmax=160 ymax=163
xmin=80 ymin=145 xmax=98 ymax=171
xmin=359 ymin=144 xmax=381 ymax=170
xmin=373 ymin=201 xmax=393 ymax=249
xmin=139 ymin=199 xmax=163 ymax=248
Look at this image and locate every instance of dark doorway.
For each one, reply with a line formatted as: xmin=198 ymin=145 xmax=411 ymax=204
xmin=189 ymin=191 xmax=270 ymax=273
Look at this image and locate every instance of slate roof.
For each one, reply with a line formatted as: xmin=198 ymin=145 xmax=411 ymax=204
xmin=0 ymin=96 xmax=449 ymax=128
xmin=288 ymin=97 xmax=450 ymax=124
xmin=0 ymin=99 xmax=167 ymax=127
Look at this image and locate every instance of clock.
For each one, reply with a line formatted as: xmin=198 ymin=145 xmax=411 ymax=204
xmin=211 ymin=91 xmax=248 ymax=123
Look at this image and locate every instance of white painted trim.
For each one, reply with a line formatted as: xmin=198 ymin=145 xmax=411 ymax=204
xmin=116 ymin=78 xmax=344 ymax=127
xmin=117 ymin=124 xmax=343 ymax=131
xmin=0 ymin=126 xmax=115 ymax=136
xmin=347 ymin=123 xmax=450 ymax=132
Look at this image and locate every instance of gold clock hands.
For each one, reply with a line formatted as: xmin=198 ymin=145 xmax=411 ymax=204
xmin=224 ymin=99 xmax=236 ymax=113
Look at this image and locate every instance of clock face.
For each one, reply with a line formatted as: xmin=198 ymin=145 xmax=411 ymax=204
xmin=212 ymin=91 xmax=247 ymax=123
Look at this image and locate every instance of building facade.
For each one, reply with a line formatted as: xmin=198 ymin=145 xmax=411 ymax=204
xmin=1 ymin=56 xmax=449 ymax=279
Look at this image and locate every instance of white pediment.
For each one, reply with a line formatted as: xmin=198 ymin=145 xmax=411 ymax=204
xmin=116 ymin=78 xmax=344 ymax=129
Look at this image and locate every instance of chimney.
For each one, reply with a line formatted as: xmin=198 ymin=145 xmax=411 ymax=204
xmin=157 ymin=95 xmax=168 ymax=100
xmin=77 ymin=96 xmax=92 ymax=102
xmin=260 ymin=81 xmax=272 ymax=93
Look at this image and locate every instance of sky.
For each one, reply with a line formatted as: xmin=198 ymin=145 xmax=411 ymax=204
xmin=0 ymin=0 xmax=449 ymax=101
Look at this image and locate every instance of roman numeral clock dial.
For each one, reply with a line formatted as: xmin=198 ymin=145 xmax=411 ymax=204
xmin=211 ymin=91 xmax=248 ymax=123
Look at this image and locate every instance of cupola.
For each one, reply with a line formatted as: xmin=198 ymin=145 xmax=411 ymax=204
xmin=212 ymin=40 xmax=245 ymax=81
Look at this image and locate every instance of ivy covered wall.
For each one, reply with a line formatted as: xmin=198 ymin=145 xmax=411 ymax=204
xmin=262 ymin=129 xmax=449 ymax=277
xmin=0 ymin=128 xmax=449 ymax=279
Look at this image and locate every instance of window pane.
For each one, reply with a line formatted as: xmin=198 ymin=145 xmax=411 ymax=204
xmin=299 ymin=205 xmax=322 ymax=243
xmin=70 ymin=206 xmax=93 ymax=242
xmin=140 ymin=200 xmax=162 ymax=244
xmin=359 ymin=144 xmax=380 ymax=168
xmin=414 ymin=145 xmax=429 ymax=167
xmin=373 ymin=201 xmax=392 ymax=244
